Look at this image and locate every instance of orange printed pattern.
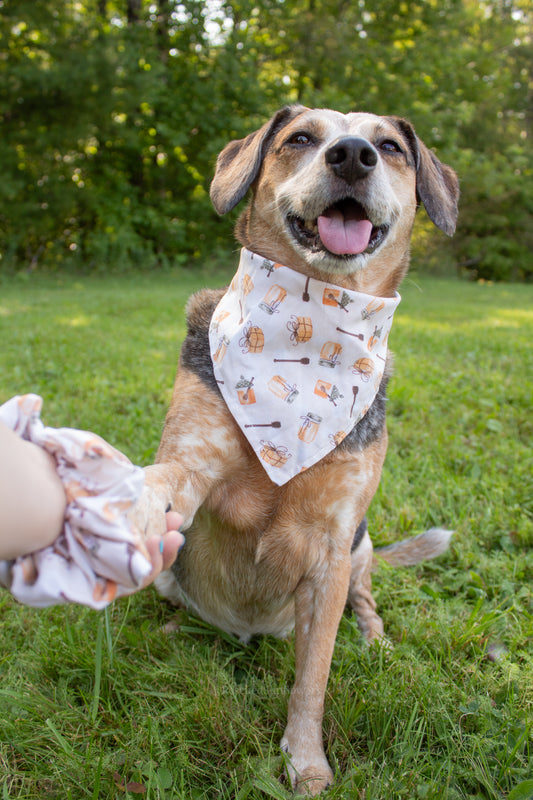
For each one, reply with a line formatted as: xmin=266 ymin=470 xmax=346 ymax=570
xmin=209 ymin=249 xmax=400 ymax=486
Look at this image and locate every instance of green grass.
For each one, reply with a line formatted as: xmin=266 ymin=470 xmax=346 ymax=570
xmin=0 ymin=270 xmax=532 ymax=800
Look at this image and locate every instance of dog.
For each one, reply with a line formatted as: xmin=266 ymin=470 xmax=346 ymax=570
xmin=132 ymin=106 xmax=459 ymax=795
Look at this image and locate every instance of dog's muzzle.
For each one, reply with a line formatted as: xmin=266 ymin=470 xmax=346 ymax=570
xmin=287 ymin=137 xmax=389 ymax=258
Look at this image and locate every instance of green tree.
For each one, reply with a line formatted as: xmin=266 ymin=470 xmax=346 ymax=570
xmin=0 ymin=0 xmax=531 ymax=279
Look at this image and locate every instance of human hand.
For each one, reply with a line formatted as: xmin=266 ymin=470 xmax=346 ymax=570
xmin=143 ymin=511 xmax=184 ymax=587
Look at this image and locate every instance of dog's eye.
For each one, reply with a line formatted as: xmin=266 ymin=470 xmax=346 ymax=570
xmin=379 ymin=139 xmax=403 ymax=154
xmin=287 ymin=133 xmax=313 ymax=147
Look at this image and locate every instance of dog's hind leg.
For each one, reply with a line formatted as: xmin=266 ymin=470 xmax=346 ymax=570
xmin=347 ymin=523 xmax=453 ymax=643
xmin=346 ymin=518 xmax=385 ymax=642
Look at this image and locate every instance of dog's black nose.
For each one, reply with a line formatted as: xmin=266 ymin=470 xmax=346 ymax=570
xmin=325 ymin=137 xmax=378 ymax=183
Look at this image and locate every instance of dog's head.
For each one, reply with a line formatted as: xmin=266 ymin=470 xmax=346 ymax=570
xmin=210 ymin=106 xmax=459 ymax=293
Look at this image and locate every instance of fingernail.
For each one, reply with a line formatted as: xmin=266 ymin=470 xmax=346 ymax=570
xmin=159 ymin=539 xmax=164 ymax=554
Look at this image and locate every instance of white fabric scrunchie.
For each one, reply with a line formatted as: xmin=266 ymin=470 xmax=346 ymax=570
xmin=0 ymin=394 xmax=152 ymax=608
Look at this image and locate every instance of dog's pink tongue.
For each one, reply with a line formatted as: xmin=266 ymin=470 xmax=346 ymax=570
xmin=317 ymin=209 xmax=373 ymax=255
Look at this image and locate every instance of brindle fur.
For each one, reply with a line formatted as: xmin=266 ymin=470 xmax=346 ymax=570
xmin=131 ymin=106 xmax=459 ymax=795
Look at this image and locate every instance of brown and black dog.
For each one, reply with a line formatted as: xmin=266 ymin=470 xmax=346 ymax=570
xmin=132 ymin=106 xmax=459 ymax=795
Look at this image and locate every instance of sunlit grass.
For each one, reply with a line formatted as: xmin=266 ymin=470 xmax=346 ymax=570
xmin=0 ymin=271 xmax=532 ymax=799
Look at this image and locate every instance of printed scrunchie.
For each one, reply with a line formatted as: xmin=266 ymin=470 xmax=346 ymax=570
xmin=0 ymin=394 xmax=152 ymax=608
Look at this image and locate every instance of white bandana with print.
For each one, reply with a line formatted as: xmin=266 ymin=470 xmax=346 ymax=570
xmin=208 ymin=248 xmax=401 ymax=486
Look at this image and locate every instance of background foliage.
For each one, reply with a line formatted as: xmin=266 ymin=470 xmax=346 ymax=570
xmin=0 ymin=0 xmax=532 ymax=280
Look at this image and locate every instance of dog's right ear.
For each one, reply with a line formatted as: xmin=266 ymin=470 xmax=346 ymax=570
xmin=210 ymin=105 xmax=307 ymax=215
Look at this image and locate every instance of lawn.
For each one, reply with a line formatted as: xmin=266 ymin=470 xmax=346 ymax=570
xmin=0 ymin=270 xmax=532 ymax=800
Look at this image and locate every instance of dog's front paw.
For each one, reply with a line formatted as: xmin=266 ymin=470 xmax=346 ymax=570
xmin=281 ymin=737 xmax=333 ymax=796
xmin=129 ymin=483 xmax=169 ymax=541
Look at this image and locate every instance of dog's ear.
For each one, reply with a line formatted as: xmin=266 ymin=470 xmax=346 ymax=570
xmin=387 ymin=117 xmax=460 ymax=236
xmin=416 ymin=139 xmax=460 ymax=236
xmin=210 ymin=105 xmax=308 ymax=215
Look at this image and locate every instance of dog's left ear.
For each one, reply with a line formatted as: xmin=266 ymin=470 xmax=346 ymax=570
xmin=387 ymin=117 xmax=460 ymax=236
xmin=210 ymin=105 xmax=308 ymax=215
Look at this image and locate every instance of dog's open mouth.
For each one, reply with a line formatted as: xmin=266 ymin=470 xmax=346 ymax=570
xmin=288 ymin=199 xmax=389 ymax=257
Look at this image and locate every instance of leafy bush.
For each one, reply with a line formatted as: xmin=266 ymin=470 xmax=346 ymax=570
xmin=0 ymin=0 xmax=531 ymax=279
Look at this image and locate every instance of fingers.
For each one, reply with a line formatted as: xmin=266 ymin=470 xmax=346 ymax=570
xmin=161 ymin=529 xmax=185 ymax=570
xmin=142 ymin=511 xmax=185 ymax=587
xmin=165 ymin=510 xmax=183 ymax=533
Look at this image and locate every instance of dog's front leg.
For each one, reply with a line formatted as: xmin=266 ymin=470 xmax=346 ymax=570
xmin=131 ymin=372 xmax=245 ymax=538
xmin=132 ymin=461 xmax=214 ymax=539
xmin=281 ymin=554 xmax=352 ymax=796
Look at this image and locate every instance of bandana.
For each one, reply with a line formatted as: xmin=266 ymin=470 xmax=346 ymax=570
xmin=208 ymin=249 xmax=400 ymax=486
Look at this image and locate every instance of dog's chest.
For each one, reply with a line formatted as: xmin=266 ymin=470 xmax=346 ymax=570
xmin=181 ymin=456 xmax=362 ymax=589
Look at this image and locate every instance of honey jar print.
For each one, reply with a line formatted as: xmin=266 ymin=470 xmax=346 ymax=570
xmin=259 ymin=284 xmax=287 ymax=315
xmin=318 ymin=341 xmax=342 ymax=368
xmin=211 ymin=309 xmax=230 ymax=334
xmin=298 ymin=412 xmax=323 ymax=443
xmin=213 ymin=334 xmax=230 ymax=364
xmin=241 ymin=273 xmax=254 ymax=296
xmin=287 ymin=315 xmax=313 ymax=345
xmin=260 ymin=441 xmax=291 ymax=468
xmin=239 ymin=322 xmax=265 ymax=353
xmin=268 ymin=375 xmax=299 ymax=403
xmin=352 ymin=357 xmax=374 ymax=382
xmin=235 ymin=375 xmax=256 ymax=405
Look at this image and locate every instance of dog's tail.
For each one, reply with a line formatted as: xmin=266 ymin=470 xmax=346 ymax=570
xmin=373 ymin=528 xmax=453 ymax=569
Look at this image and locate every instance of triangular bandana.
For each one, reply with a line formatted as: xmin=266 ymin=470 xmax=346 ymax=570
xmin=208 ymin=249 xmax=400 ymax=486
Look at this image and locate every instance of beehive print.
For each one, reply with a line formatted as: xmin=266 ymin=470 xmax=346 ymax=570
xmin=287 ymin=315 xmax=313 ymax=344
xmin=351 ymin=357 xmax=375 ymax=382
xmin=260 ymin=441 xmax=291 ymax=468
xmin=239 ymin=322 xmax=265 ymax=353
